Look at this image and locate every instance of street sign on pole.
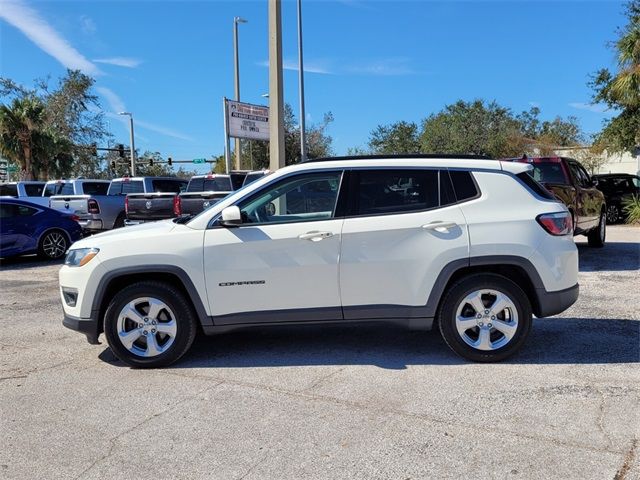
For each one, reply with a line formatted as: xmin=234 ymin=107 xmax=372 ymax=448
xmin=193 ymin=158 xmax=206 ymax=164
xmin=226 ymin=99 xmax=270 ymax=141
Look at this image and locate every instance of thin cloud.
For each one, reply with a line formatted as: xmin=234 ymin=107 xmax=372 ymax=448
xmin=257 ymin=59 xmax=333 ymax=75
xmin=346 ymin=58 xmax=417 ymax=76
xmin=0 ymin=0 xmax=101 ymax=75
xmin=94 ymin=57 xmax=143 ymax=68
xmin=568 ymin=102 xmax=609 ymax=114
xmin=79 ymin=15 xmax=96 ymax=35
xmin=98 ymin=87 xmax=194 ymax=142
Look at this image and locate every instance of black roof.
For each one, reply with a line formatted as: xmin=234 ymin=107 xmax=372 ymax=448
xmin=304 ymin=153 xmax=493 ymax=163
xmin=593 ymin=173 xmax=637 ymax=178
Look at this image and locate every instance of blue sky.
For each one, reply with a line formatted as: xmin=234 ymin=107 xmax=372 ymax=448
xmin=0 ymin=0 xmax=625 ymax=173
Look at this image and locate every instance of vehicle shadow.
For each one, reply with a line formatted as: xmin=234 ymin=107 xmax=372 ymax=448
xmin=577 ymin=242 xmax=640 ymax=272
xmin=0 ymin=254 xmax=64 ymax=270
xmin=98 ymin=317 xmax=639 ymax=370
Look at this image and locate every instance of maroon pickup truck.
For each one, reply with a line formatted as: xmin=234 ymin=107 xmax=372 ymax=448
xmin=505 ymin=156 xmax=607 ymax=247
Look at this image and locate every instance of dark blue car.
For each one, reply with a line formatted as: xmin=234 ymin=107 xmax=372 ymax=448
xmin=0 ymin=198 xmax=83 ymax=260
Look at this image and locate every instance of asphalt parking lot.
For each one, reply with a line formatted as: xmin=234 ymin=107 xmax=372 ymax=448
xmin=0 ymin=226 xmax=638 ymax=480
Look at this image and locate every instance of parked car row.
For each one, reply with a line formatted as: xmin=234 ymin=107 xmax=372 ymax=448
xmin=0 ymin=170 xmax=271 ymax=260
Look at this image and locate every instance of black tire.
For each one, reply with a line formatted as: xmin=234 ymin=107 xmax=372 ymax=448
xmin=37 ymin=229 xmax=69 ymax=260
xmin=103 ymin=281 xmax=198 ymax=368
xmin=587 ymin=210 xmax=606 ymax=248
xmin=113 ymin=212 xmax=126 ymax=229
xmin=437 ymin=273 xmax=532 ymax=362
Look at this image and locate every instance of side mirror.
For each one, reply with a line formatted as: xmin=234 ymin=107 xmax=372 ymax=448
xmin=220 ymin=206 xmax=242 ymax=227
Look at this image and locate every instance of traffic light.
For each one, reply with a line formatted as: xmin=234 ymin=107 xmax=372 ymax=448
xmin=110 ymin=160 xmax=116 ymax=169
xmin=149 ymin=158 xmax=154 ymax=166
xmin=167 ymin=157 xmax=173 ymax=166
xmin=91 ymin=143 xmax=98 ymax=156
xmin=117 ymin=144 xmax=125 ymax=158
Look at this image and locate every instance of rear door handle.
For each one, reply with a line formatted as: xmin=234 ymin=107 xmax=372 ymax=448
xmin=422 ymin=221 xmax=458 ymax=232
xmin=298 ymin=231 xmax=334 ymax=241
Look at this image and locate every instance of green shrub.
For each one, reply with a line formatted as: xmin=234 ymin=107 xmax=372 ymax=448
xmin=622 ymin=195 xmax=640 ymax=224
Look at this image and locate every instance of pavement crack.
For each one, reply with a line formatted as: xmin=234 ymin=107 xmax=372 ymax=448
xmin=0 ymin=375 xmax=27 ymax=381
xmin=302 ymin=367 xmax=346 ymax=392
xmin=161 ymin=370 xmax=624 ymax=457
xmin=596 ymin=387 xmax=615 ymax=451
xmin=73 ymin=382 xmax=221 ymax=480
xmin=614 ymin=438 xmax=638 ymax=480
xmin=237 ymin=453 xmax=268 ymax=480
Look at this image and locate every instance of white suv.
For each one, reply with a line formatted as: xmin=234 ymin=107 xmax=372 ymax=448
xmin=60 ymin=155 xmax=579 ymax=367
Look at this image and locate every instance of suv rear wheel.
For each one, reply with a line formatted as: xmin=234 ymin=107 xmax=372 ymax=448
xmin=104 ymin=281 xmax=198 ymax=368
xmin=438 ymin=274 xmax=532 ymax=362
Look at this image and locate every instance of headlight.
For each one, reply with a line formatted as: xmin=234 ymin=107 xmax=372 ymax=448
xmin=65 ymin=248 xmax=100 ymax=267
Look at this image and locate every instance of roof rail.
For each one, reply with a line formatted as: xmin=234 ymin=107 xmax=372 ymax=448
xmin=303 ymin=153 xmax=494 ymax=163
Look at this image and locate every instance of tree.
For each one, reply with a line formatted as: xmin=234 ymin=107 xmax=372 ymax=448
xmin=590 ymin=0 xmax=640 ymax=152
xmin=0 ymin=70 xmax=110 ymax=179
xmin=239 ymin=103 xmax=334 ymax=169
xmin=367 ymin=121 xmax=421 ymax=154
xmin=420 ymin=100 xmax=524 ymax=158
xmin=516 ymin=107 xmax=583 ymax=155
xmin=572 ymin=145 xmax=608 ymax=175
xmin=0 ymin=96 xmax=52 ymax=180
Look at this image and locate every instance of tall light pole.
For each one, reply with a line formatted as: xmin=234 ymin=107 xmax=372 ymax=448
xmin=268 ymin=0 xmax=285 ymax=170
xmin=233 ymin=16 xmax=247 ymax=171
xmin=297 ymin=0 xmax=307 ymax=162
xmin=119 ymin=112 xmax=136 ymax=176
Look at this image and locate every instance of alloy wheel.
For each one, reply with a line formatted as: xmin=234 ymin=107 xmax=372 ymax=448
xmin=116 ymin=297 xmax=177 ymax=357
xmin=42 ymin=232 xmax=67 ymax=259
xmin=455 ymin=289 xmax=519 ymax=351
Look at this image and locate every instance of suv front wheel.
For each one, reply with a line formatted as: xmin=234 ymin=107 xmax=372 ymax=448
xmin=438 ymin=274 xmax=532 ymax=362
xmin=104 ymin=281 xmax=198 ymax=368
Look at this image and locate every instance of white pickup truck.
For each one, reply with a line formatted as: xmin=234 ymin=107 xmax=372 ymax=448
xmin=0 ymin=181 xmax=49 ymax=207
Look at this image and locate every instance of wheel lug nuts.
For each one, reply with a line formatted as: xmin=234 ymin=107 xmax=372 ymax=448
xmin=142 ymin=331 xmax=148 ymax=335
xmin=488 ymin=323 xmax=493 ymax=328
xmin=151 ymin=329 xmax=156 ymax=334
xmin=477 ymin=314 xmax=482 ymax=319
xmin=479 ymin=322 xmax=484 ymax=327
xmin=491 ymin=315 xmax=495 ymax=320
xmin=152 ymin=320 xmax=157 ymax=325
xmin=484 ymin=310 xmax=489 ymax=314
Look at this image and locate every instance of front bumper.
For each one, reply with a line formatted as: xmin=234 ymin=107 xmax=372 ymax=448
xmin=63 ymin=313 xmax=101 ymax=345
xmin=535 ymin=283 xmax=579 ymax=317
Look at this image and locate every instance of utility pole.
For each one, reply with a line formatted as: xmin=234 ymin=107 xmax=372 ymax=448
xmin=297 ymin=0 xmax=307 ymax=162
xmin=233 ymin=16 xmax=247 ymax=171
xmin=269 ymin=0 xmax=285 ymax=170
xmin=119 ymin=112 xmax=136 ymax=176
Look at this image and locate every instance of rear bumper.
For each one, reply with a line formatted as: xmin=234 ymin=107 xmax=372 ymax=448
xmin=535 ymin=283 xmax=579 ymax=318
xmin=63 ymin=313 xmax=101 ymax=345
xmin=78 ymin=219 xmax=103 ymax=231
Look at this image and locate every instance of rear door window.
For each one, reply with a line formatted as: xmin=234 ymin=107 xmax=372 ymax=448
xmin=448 ymin=170 xmax=479 ymax=202
xmin=353 ymin=169 xmax=439 ymax=216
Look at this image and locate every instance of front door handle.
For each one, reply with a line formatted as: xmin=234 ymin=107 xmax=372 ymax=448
xmin=298 ymin=231 xmax=334 ymax=241
xmin=422 ymin=221 xmax=458 ymax=232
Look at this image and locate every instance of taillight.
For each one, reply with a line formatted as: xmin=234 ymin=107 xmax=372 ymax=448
xmin=173 ymin=196 xmax=182 ymax=216
xmin=88 ymin=199 xmax=100 ymax=214
xmin=125 ymin=196 xmax=129 ymax=214
xmin=537 ymin=212 xmax=573 ymax=236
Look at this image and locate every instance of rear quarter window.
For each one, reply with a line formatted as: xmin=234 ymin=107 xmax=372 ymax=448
xmin=448 ymin=170 xmax=479 ymax=202
xmin=516 ymin=172 xmax=555 ymax=200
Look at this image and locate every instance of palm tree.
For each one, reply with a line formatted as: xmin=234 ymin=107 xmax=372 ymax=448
xmin=0 ymin=96 xmax=46 ymax=180
xmin=591 ymin=1 xmax=640 ymax=150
